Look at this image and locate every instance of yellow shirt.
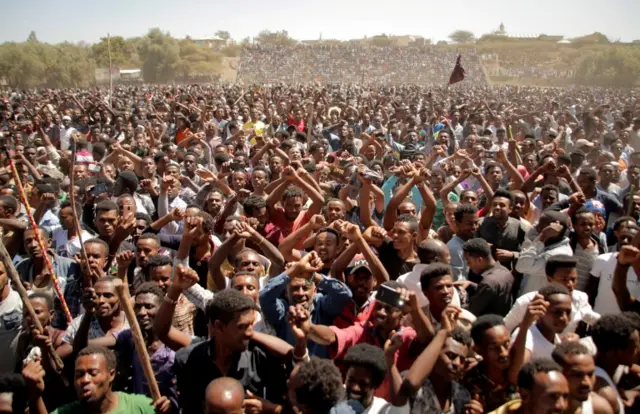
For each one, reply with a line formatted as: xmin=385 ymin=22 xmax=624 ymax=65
xmin=244 ymin=120 xmax=265 ymax=144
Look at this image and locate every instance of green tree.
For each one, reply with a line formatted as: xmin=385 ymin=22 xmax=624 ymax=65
xmin=176 ymin=38 xmax=222 ymax=80
xmin=255 ymin=30 xmax=296 ymax=46
xmin=215 ymin=31 xmax=231 ymax=41
xmin=91 ymin=36 xmax=139 ymax=68
xmin=138 ymin=28 xmax=180 ymax=82
xmin=449 ymin=30 xmax=475 ymax=44
xmin=575 ymin=47 xmax=640 ymax=87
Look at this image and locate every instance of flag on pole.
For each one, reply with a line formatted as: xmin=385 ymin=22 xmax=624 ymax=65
xmin=448 ymin=54 xmax=466 ymax=85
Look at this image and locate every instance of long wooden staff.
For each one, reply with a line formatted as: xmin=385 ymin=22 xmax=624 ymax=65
xmin=0 ymin=238 xmax=65 ymax=377
xmin=69 ymin=137 xmax=92 ymax=288
xmin=4 ymin=150 xmax=72 ymax=324
xmin=112 ymin=279 xmax=161 ymax=401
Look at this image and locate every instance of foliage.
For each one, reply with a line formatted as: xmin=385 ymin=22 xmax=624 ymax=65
xmin=574 ymin=46 xmax=640 ymax=87
xmin=255 ymin=30 xmax=297 ymax=46
xmin=215 ymin=31 xmax=231 ymax=41
xmin=449 ymin=30 xmax=475 ymax=44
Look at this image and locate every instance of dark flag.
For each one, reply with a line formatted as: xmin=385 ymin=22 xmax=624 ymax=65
xmin=448 ymin=54 xmax=465 ymax=85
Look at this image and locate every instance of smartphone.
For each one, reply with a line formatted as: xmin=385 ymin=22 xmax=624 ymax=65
xmin=376 ymin=284 xmax=404 ymax=309
xmin=90 ymin=182 xmax=107 ymax=196
xmin=88 ymin=164 xmax=101 ymax=173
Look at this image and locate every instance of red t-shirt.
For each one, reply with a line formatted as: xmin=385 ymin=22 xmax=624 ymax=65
xmin=287 ymin=115 xmax=305 ymax=132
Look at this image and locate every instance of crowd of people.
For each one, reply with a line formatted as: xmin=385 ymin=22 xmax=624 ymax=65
xmin=237 ymin=45 xmax=487 ymax=85
xmin=0 ymin=81 xmax=640 ymax=414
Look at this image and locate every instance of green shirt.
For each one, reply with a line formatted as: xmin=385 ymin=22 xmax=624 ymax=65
xmin=51 ymin=392 xmax=155 ymax=414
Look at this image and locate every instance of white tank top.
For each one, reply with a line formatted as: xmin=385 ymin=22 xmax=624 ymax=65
xmin=580 ymin=395 xmax=594 ymax=414
xmin=594 ymin=366 xmax=625 ymax=414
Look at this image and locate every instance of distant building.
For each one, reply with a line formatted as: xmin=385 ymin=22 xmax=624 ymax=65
xmin=192 ymin=37 xmax=228 ymax=51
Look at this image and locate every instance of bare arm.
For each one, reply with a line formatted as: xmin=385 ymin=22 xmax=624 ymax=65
xmin=382 ymin=176 xmax=417 ymax=231
xmin=330 ymin=243 xmax=359 ymax=282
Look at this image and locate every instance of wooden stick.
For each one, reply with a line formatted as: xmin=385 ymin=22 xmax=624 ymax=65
xmin=112 ymin=279 xmax=161 ymax=401
xmin=0 ymin=238 xmax=65 ymax=375
xmin=69 ymin=137 xmax=92 ymax=288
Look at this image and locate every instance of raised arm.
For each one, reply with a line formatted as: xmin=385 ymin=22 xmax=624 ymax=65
xmin=154 ymin=265 xmax=197 ymax=351
xmin=496 ymin=149 xmax=524 ymax=190
xmin=612 ymin=246 xmax=638 ymax=312
xmin=342 ymin=223 xmax=389 ymax=284
xmin=383 ymin=173 xmax=418 ymax=231
xmin=279 ymin=216 xmax=326 ymax=263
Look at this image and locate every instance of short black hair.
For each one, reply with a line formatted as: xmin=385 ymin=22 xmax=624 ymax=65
xmin=579 ymin=168 xmax=597 ymax=181
xmin=613 ymin=216 xmax=637 ymax=231
xmin=454 ymin=204 xmax=478 ymax=223
xmin=492 ymin=189 xmax=514 ymax=206
xmin=95 ymin=200 xmax=119 ymax=216
xmin=538 ymin=283 xmax=570 ymax=301
xmin=28 ymin=291 xmax=53 ymax=310
xmin=541 ymin=184 xmax=559 ymax=195
xmin=419 ymin=263 xmax=453 ymax=291
xmin=591 ymin=314 xmax=638 ymax=354
xmin=0 ymin=194 xmax=18 ymax=213
xmin=137 ymin=233 xmax=160 ymax=245
xmin=135 ymin=212 xmax=152 ymax=224
xmin=450 ymin=327 xmax=473 ymax=348
xmin=396 ymin=214 xmax=419 ymax=233
xmin=77 ymin=345 xmax=117 ymax=371
xmin=294 ymin=357 xmax=345 ymax=414
xmin=552 ymin=341 xmax=591 ymax=366
xmin=417 ymin=239 xmax=448 ymax=264
xmin=545 ymin=255 xmax=577 ymax=278
xmin=518 ymin=359 xmax=563 ymax=391
xmin=471 ymin=314 xmax=506 ymax=346
xmin=147 ymin=255 xmax=172 ymax=270
xmin=206 ymin=288 xmax=257 ymax=325
xmin=0 ymin=373 xmax=26 ymax=413
xmin=343 ymin=344 xmax=387 ymax=388
xmin=135 ymin=282 xmax=164 ymax=301
xmin=462 ymin=238 xmax=491 ymax=259
xmin=84 ymin=237 xmax=109 ymax=253
xmin=316 ymin=227 xmax=341 ymax=244
xmin=243 ymin=195 xmax=266 ymax=217
xmin=283 ymin=185 xmax=304 ymax=201
xmin=198 ymin=210 xmax=216 ymax=234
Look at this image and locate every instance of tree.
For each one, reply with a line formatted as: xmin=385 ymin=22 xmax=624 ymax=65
xmin=575 ymin=47 xmax=640 ymax=87
xmin=255 ymin=30 xmax=296 ymax=46
xmin=449 ymin=30 xmax=475 ymax=44
xmin=176 ymin=38 xmax=222 ymax=80
xmin=91 ymin=36 xmax=140 ymax=68
xmin=27 ymin=31 xmax=39 ymax=43
xmin=138 ymin=28 xmax=181 ymax=83
xmin=215 ymin=31 xmax=231 ymax=42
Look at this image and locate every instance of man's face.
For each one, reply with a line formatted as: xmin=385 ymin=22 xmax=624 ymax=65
xmin=287 ymin=278 xmax=315 ymax=309
xmin=491 ymin=196 xmax=511 ymax=221
xmin=457 ymin=212 xmax=480 ymax=241
xmin=477 ymin=325 xmax=511 ymax=371
xmin=525 ymin=372 xmax=569 ymax=414
xmin=561 ymin=354 xmax=595 ymax=402
xmin=251 ymin=171 xmax=268 ymax=190
xmin=231 ymin=172 xmax=247 ymax=191
xmin=24 ymin=229 xmax=50 ymax=259
xmin=541 ymin=189 xmax=558 ymax=210
xmin=345 ymin=366 xmax=376 ymax=408
xmin=206 ymin=193 xmax=224 ymax=217
xmin=371 ymin=301 xmax=403 ymax=332
xmin=283 ymin=196 xmax=303 ymax=221
xmin=231 ymin=275 xmax=259 ymax=304
xmin=433 ymin=338 xmax=468 ymax=382
xmin=313 ymin=232 xmax=338 ymax=265
xmin=539 ymin=294 xmax=571 ymax=334
xmin=574 ymin=213 xmax=595 ymax=240
xmin=96 ymin=210 xmax=118 ymax=238
xmin=134 ymin=293 xmax=160 ymax=332
xmin=326 ymin=201 xmax=345 ymax=223
xmin=74 ymin=354 xmax=114 ymax=404
xmin=94 ymin=280 xmax=120 ymax=319
xmin=136 ymin=238 xmax=160 ymax=268
xmin=73 ymin=165 xmax=88 ymax=180
xmin=599 ymin=164 xmax=615 ymax=182
xmin=549 ymin=267 xmax=578 ymax=294
xmin=142 ymin=158 xmax=156 ymax=176
xmin=214 ymin=310 xmax=255 ymax=353
xmin=84 ymin=242 xmax=107 ymax=275
xmin=577 ymin=172 xmax=595 ymax=192
xmin=149 ymin=265 xmax=172 ymax=292
xmin=269 ymin=157 xmax=282 ymax=175
xmin=24 ymin=297 xmax=52 ymax=330
xmin=398 ymin=202 xmax=417 ymax=217
xmin=618 ymin=229 xmax=639 ymax=248
xmin=423 ymin=275 xmax=454 ymax=311
xmin=389 ymin=221 xmax=415 ymax=251
xmin=236 ymin=251 xmax=264 ymax=276
xmin=25 ymin=147 xmax=37 ymax=164
xmin=486 ymin=165 xmax=503 ymax=186
xmin=347 ymin=270 xmax=373 ymax=304
xmin=184 ymin=155 xmax=197 ymax=173
xmin=59 ymin=207 xmax=75 ymax=230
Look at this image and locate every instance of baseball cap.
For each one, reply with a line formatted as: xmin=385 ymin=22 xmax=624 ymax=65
xmin=347 ymin=254 xmax=371 ymax=275
xmin=584 ymin=200 xmax=605 ymax=217
xmin=62 ymin=115 xmax=72 ymax=122
xmin=547 ymin=129 xmax=558 ymax=138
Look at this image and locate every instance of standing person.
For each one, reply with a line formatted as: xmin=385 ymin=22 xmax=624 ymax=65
xmin=552 ymin=342 xmax=616 ymax=414
xmin=174 ymin=289 xmax=297 ymax=414
xmin=488 ymin=359 xmax=569 ymax=414
xmin=516 ymin=211 xmax=572 ymax=295
xmin=114 ymin=283 xmax=179 ymax=412
xmin=477 ymin=189 xmax=527 ymax=269
xmin=590 ymin=315 xmax=639 ymax=414
xmin=462 ymin=238 xmax=514 ymax=317
xmin=569 ymin=208 xmax=603 ymax=292
xmin=0 ymin=260 xmax=23 ymax=373
xmin=260 ymin=252 xmax=352 ymax=357
xmin=21 ymin=345 xmax=170 ymax=414
xmin=447 ymin=204 xmax=480 ymax=281
xmin=49 ymin=201 xmax=95 ymax=259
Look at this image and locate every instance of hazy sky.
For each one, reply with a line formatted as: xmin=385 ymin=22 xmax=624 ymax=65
xmin=2 ymin=0 xmax=639 ymax=44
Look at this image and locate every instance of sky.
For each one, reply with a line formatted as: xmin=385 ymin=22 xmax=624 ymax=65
xmin=1 ymin=0 xmax=639 ymax=44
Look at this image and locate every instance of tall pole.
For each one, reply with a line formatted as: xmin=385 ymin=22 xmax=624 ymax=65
xmin=108 ymin=33 xmax=113 ymax=106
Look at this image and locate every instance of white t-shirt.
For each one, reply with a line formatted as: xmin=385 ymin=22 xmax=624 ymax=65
xmin=51 ymin=227 xmax=95 ymax=258
xmin=0 ymin=290 xmax=23 ymax=372
xmin=511 ymin=324 xmax=560 ymax=360
xmin=590 ymin=253 xmax=640 ymax=315
xmin=364 ymin=396 xmax=407 ymax=414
